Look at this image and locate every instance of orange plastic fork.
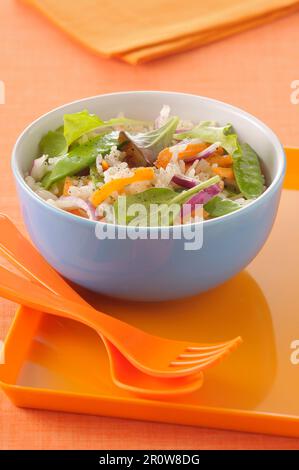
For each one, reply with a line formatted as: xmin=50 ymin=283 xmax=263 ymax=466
xmin=0 ymin=216 xmax=204 ymax=396
xmin=0 ymin=215 xmax=241 ymax=379
xmin=0 ymin=261 xmax=241 ymax=377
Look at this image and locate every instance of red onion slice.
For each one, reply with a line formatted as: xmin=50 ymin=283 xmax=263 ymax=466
xmin=171 ymin=174 xmax=198 ymax=189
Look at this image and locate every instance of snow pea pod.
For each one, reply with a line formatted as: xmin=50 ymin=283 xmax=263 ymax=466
xmin=233 ymin=143 xmax=264 ymax=199
xmin=41 ymin=133 xmax=118 ymax=189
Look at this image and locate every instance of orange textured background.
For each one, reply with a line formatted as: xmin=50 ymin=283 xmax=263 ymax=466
xmin=0 ymin=0 xmax=299 ymax=450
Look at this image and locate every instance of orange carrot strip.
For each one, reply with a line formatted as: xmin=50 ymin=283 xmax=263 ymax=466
xmin=155 ymin=148 xmax=172 ymax=169
xmin=214 ymin=146 xmax=225 ymax=156
xmin=63 ymin=177 xmax=73 ymax=196
xmin=155 ymin=143 xmax=208 ymax=169
xmin=207 ymin=154 xmax=233 ymax=167
xmin=212 ymin=167 xmax=235 ymax=179
xmin=91 ymin=168 xmax=155 ymax=207
xmin=102 ymin=160 xmax=109 ymax=171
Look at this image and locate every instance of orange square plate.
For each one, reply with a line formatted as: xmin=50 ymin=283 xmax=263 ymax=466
xmin=1 ymin=148 xmax=299 ymax=437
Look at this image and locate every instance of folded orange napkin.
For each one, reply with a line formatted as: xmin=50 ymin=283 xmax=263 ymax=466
xmin=23 ymin=0 xmax=299 ymax=63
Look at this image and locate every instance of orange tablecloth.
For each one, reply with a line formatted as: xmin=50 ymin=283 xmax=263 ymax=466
xmin=0 ymin=0 xmax=299 ymax=450
xmin=21 ymin=0 xmax=299 ymax=63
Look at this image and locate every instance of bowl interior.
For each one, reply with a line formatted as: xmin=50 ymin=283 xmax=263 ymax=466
xmin=13 ymin=91 xmax=284 ymax=189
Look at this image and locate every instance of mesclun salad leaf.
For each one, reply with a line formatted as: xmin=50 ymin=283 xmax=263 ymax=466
xmin=63 ymin=110 xmax=104 ymax=146
xmin=39 ymin=131 xmax=68 ymax=158
xmin=120 ymin=117 xmax=179 ymax=165
xmin=175 ymin=121 xmax=238 ymax=155
xmin=42 ymin=133 xmax=118 ymax=189
xmin=204 ymin=196 xmax=241 ymax=217
xmin=232 ymin=143 xmax=264 ymax=199
xmin=63 ymin=112 xmax=150 ymax=147
xmin=118 ymin=131 xmax=150 ymax=167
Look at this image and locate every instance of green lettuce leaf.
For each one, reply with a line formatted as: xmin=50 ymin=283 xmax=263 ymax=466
xmin=175 ymin=121 xmax=238 ymax=154
xmin=63 ymin=110 xmax=104 ymax=146
xmin=39 ymin=131 xmax=68 ymax=158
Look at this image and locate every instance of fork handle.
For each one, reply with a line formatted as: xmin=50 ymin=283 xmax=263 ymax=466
xmin=0 ymin=214 xmax=87 ymax=303
xmin=0 ymin=264 xmax=139 ymax=349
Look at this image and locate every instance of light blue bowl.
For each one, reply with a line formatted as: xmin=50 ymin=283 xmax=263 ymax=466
xmin=12 ymin=92 xmax=286 ymax=301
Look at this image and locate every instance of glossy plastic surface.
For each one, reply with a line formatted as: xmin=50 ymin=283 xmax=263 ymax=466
xmin=0 ymin=263 xmax=241 ymax=378
xmin=0 ymin=216 xmax=206 ymax=395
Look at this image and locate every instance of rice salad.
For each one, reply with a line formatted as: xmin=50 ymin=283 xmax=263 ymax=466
xmin=25 ymin=106 xmax=266 ymax=225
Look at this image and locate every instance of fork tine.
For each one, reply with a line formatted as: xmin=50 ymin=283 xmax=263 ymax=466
xmin=177 ymin=344 xmax=234 ymax=359
xmin=185 ymin=337 xmax=240 ymax=352
xmin=171 ymin=358 xmax=222 ymax=366
xmin=170 ymin=337 xmax=242 ymax=368
xmin=182 ymin=346 xmax=240 ymax=370
xmin=170 ymin=352 xmax=231 ymax=367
